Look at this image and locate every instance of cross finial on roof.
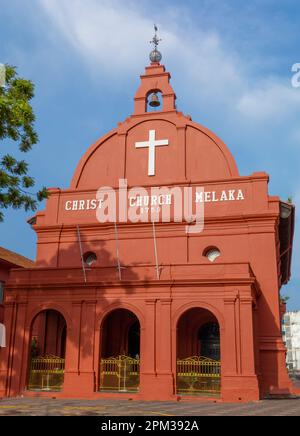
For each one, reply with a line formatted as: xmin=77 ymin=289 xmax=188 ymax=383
xmin=149 ymin=24 xmax=162 ymax=63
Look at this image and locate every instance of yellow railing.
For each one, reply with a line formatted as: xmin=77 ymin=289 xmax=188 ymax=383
xmin=27 ymin=354 xmax=65 ymax=391
xmin=177 ymin=356 xmax=221 ymax=395
xmin=99 ymin=355 xmax=140 ymax=392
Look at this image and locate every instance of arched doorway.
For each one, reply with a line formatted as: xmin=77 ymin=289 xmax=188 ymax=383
xmin=198 ymin=322 xmax=220 ymax=360
xmin=99 ymin=309 xmax=140 ymax=393
xmin=128 ymin=320 xmax=140 ymax=358
xmin=176 ymin=308 xmax=221 ymax=396
xmin=27 ymin=309 xmax=66 ymax=392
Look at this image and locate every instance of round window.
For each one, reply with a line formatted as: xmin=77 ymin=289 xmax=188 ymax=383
xmin=83 ymin=252 xmax=97 ymax=267
xmin=204 ymin=247 xmax=221 ymax=262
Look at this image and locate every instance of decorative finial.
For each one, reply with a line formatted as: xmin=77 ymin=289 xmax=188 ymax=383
xmin=149 ymin=24 xmax=162 ymax=63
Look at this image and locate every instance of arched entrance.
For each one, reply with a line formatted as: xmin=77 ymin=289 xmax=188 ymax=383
xmin=99 ymin=309 xmax=140 ymax=393
xmin=176 ymin=308 xmax=221 ymax=396
xmin=27 ymin=309 xmax=66 ymax=392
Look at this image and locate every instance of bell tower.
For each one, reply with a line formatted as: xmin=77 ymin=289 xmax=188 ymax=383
xmin=134 ymin=26 xmax=176 ymax=115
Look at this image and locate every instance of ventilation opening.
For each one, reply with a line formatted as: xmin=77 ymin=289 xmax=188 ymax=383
xmin=83 ymin=251 xmax=97 ymax=267
xmin=203 ymin=247 xmax=221 ymax=263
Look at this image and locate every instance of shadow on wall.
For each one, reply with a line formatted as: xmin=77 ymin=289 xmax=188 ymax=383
xmin=0 ymin=233 xmax=293 ymax=398
xmin=1 ymin=237 xmax=153 ymax=397
xmin=0 ymin=304 xmax=4 ymax=324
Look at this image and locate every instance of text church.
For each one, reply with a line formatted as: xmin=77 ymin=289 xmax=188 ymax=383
xmin=0 ymin=30 xmax=296 ymax=402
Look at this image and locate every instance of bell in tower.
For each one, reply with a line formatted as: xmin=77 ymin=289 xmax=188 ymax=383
xmin=149 ymin=92 xmax=161 ymax=108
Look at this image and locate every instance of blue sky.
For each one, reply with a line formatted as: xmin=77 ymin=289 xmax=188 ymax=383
xmin=0 ymin=0 xmax=300 ymax=309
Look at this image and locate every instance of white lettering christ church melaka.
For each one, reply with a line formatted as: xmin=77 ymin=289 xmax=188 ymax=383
xmin=65 ymin=188 xmax=245 ymax=212
xmin=64 ymin=130 xmax=245 ymax=234
xmin=64 ymin=183 xmax=245 ymax=234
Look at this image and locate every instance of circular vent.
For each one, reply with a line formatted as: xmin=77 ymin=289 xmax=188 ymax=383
xmin=83 ymin=252 xmax=97 ymax=267
xmin=204 ymin=247 xmax=221 ymax=263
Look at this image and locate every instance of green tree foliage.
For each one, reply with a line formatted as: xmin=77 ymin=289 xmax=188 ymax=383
xmin=280 ymin=295 xmax=290 ymax=304
xmin=0 ymin=65 xmax=48 ymax=221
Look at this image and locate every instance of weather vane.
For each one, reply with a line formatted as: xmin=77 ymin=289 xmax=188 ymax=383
xmin=149 ymin=24 xmax=162 ymax=63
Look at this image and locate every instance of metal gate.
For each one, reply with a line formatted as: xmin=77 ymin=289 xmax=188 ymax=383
xmin=27 ymin=354 xmax=65 ymax=391
xmin=99 ymin=355 xmax=140 ymax=392
xmin=177 ymin=356 xmax=221 ymax=395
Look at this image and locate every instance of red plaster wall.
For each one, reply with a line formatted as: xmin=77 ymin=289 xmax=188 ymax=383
xmin=0 ymin=62 xmax=293 ymax=402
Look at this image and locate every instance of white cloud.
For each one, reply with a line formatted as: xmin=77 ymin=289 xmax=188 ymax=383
xmin=40 ymin=0 xmax=154 ymax=73
xmin=38 ymin=0 xmax=300 ymax=124
xmin=236 ymin=80 xmax=300 ymax=121
xmin=168 ymin=32 xmax=245 ymax=105
xmin=39 ymin=0 xmax=242 ymax=86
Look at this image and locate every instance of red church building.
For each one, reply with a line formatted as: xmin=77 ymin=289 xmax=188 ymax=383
xmin=0 ymin=247 xmax=34 ymax=354
xmin=0 ymin=36 xmax=296 ymax=403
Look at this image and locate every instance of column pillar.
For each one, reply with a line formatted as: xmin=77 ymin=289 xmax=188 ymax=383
xmin=222 ymin=294 xmax=259 ymax=402
xmin=0 ymin=303 xmax=15 ymax=397
xmin=240 ymin=298 xmax=257 ymax=375
xmin=139 ymin=299 xmax=157 ymax=399
xmin=63 ymin=301 xmax=81 ymax=396
xmin=64 ymin=301 xmax=97 ymax=397
xmin=6 ymin=302 xmax=27 ymax=397
xmin=79 ymin=301 xmax=97 ymax=394
xmin=19 ymin=325 xmax=31 ymax=394
xmin=222 ymin=297 xmax=238 ymax=376
xmin=155 ymin=298 xmax=174 ymax=399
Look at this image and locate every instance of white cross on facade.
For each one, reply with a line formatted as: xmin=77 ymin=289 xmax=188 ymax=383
xmin=135 ymin=130 xmax=169 ymax=176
